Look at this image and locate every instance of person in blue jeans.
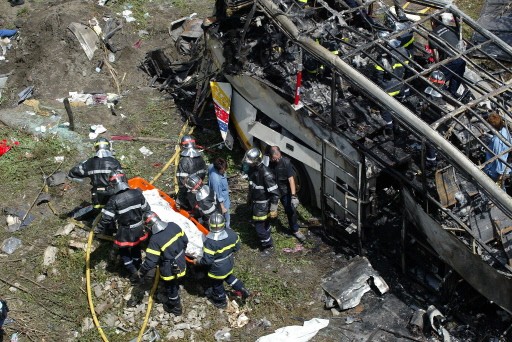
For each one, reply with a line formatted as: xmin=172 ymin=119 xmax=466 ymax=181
xmin=484 ymin=113 xmax=511 ymax=189
xmin=208 ymin=158 xmax=231 ymax=229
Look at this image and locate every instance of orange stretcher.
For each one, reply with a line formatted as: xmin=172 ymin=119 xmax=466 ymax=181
xmin=128 ymin=177 xmax=209 ymax=262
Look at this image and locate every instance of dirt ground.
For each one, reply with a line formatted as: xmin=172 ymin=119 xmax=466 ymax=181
xmin=0 ymin=0 xmax=510 ymax=341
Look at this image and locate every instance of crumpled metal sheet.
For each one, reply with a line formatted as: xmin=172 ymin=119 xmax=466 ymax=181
xmin=68 ymin=22 xmax=99 ymax=60
xmin=321 ymin=255 xmax=389 ymax=310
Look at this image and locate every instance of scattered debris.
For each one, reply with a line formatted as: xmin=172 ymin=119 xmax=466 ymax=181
xmin=68 ymin=22 xmax=99 ymax=60
xmin=0 ymin=139 xmax=19 ymax=157
xmin=1 ymin=237 xmax=22 ymax=255
xmin=282 ymin=244 xmax=305 ymax=253
xmin=89 ymin=124 xmax=107 ymax=140
xmin=17 ymin=86 xmax=34 ymax=104
xmin=0 ymin=75 xmax=7 ymax=100
xmin=255 ymin=318 xmax=329 ymax=342
xmin=3 ymin=208 xmax=34 ymax=231
xmin=214 ymin=327 xmax=231 ymax=341
xmin=408 ymin=308 xmax=426 ymax=336
xmin=36 ymin=192 xmax=51 ymax=205
xmin=43 ymin=246 xmax=58 ymax=266
xmin=139 ymin=146 xmax=153 ymax=157
xmin=226 ymin=300 xmax=249 ymax=328
xmin=122 ymin=10 xmax=136 ymax=23
xmin=55 ymin=223 xmax=75 ymax=236
xmin=321 ymin=256 xmax=389 ymax=310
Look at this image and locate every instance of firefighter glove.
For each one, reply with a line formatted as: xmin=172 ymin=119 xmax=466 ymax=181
xmin=291 ymin=195 xmax=300 ymax=208
xmin=171 ymin=262 xmax=181 ymax=275
xmin=270 ymin=202 xmax=278 ymax=213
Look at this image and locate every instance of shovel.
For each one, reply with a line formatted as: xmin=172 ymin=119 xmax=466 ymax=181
xmin=111 ymin=135 xmax=174 ymax=143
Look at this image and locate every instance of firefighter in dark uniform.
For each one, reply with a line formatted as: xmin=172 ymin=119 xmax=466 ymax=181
xmin=175 ymin=135 xmax=207 ymax=211
xmin=95 ymin=170 xmax=150 ymax=283
xmin=184 ymin=175 xmax=221 ymax=227
xmin=373 ymin=35 xmax=411 ymax=137
xmin=428 ymin=13 xmax=466 ymax=98
xmin=192 ymin=213 xmax=250 ymax=308
xmin=243 ymin=147 xmax=280 ymax=256
xmin=68 ymin=137 xmax=122 ymax=212
xmin=129 ymin=212 xmax=188 ymax=315
xmin=268 ymin=146 xmax=306 ymax=243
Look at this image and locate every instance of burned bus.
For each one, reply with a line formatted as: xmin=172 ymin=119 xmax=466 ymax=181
xmin=143 ymin=0 xmax=512 ymax=313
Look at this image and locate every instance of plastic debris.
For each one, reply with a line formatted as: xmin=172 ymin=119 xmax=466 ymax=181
xmin=122 ymin=10 xmax=136 ymax=22
xmin=282 ymin=244 xmax=305 ymax=253
xmin=68 ymin=22 xmax=99 ymax=60
xmin=255 ymin=318 xmax=329 ymax=342
xmin=214 ymin=327 xmax=232 ymax=341
xmin=89 ymin=124 xmax=107 ymax=140
xmin=0 ymin=29 xmax=18 ymax=38
xmin=4 ymin=208 xmax=34 ymax=231
xmin=43 ymin=246 xmax=59 ymax=266
xmin=17 ymin=85 xmax=34 ymax=104
xmin=0 ymin=139 xmax=19 ymax=157
xmin=2 ymin=237 xmax=22 ymax=255
xmin=0 ymin=75 xmax=7 ymax=100
xmin=139 ymin=146 xmax=153 ymax=157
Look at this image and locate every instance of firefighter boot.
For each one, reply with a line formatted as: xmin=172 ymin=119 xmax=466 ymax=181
xmin=164 ymin=300 xmax=183 ymax=316
xmin=240 ymin=288 xmax=251 ymax=300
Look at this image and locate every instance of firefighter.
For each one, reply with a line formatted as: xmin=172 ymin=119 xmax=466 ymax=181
xmin=384 ymin=14 xmax=415 ymax=54
xmin=184 ymin=174 xmax=221 ymax=226
xmin=373 ymin=35 xmax=410 ymax=138
xmin=191 ymin=213 xmax=250 ymax=308
xmin=268 ymin=146 xmax=306 ymax=243
xmin=128 ymin=212 xmax=188 ymax=315
xmin=68 ymin=137 xmax=122 ymax=213
xmin=428 ymin=13 xmax=466 ymax=98
xmin=175 ymin=135 xmax=207 ymax=211
xmin=95 ymin=170 xmax=150 ymax=283
xmin=243 ymin=147 xmax=280 ymax=256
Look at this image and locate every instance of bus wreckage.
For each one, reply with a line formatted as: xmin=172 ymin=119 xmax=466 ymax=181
xmin=141 ymin=0 xmax=512 ymax=313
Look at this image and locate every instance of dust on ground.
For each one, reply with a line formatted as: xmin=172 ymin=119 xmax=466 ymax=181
xmin=0 ymin=0 xmax=510 ymax=341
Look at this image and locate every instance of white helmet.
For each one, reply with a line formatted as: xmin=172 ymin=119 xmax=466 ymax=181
xmin=143 ymin=211 xmax=167 ymax=234
xmin=109 ymin=170 xmax=129 ymax=193
xmin=94 ymin=137 xmax=113 ymax=158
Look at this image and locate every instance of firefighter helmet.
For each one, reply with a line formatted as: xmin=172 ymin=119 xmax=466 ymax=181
xmin=184 ymin=174 xmax=202 ymax=192
xmin=180 ymin=135 xmax=201 ymax=157
xmin=94 ymin=137 xmax=112 ymax=158
xmin=196 ymin=184 xmax=210 ymax=201
xmin=429 ymin=70 xmax=446 ymax=86
xmin=243 ymin=147 xmax=263 ymax=167
xmin=209 ymin=212 xmax=226 ymax=232
xmin=109 ymin=170 xmax=129 ymax=193
xmin=143 ymin=211 xmax=167 ymax=234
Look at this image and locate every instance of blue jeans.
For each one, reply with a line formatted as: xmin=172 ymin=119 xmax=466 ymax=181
xmin=281 ymin=194 xmax=299 ymax=233
xmin=224 ymin=210 xmax=231 ymax=230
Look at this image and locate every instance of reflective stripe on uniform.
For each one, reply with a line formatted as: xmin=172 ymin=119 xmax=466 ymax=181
xmin=161 ymin=268 xmax=186 ymax=281
xmin=208 ymin=269 xmax=233 ymax=280
xmin=203 ymin=239 xmax=239 ymax=255
xmin=102 ymin=209 xmax=115 ymax=217
xmin=387 ymin=90 xmax=400 ymax=96
xmin=87 ymin=169 xmax=113 ymax=175
xmin=254 ymin=200 xmax=268 ymax=204
xmin=118 ymin=204 xmax=144 ymax=214
xmin=267 ymin=185 xmax=278 ymax=192
xmin=146 ymin=248 xmax=161 ymax=256
xmin=94 ymin=204 xmax=105 ymax=209
xmin=176 ymin=172 xmax=189 ymax=177
xmin=161 ymin=231 xmax=185 ymax=252
xmin=253 ymin=214 xmax=268 ymax=221
xmin=402 ymin=37 xmax=414 ymax=48
xmin=249 ymin=181 xmax=264 ymax=190
xmin=202 ymin=205 xmax=216 ymax=215
xmin=129 ymin=221 xmax=143 ymax=228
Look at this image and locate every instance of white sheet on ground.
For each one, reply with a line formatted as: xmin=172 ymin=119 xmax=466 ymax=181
xmin=142 ymin=189 xmax=205 ymax=258
xmin=255 ymin=318 xmax=329 ymax=342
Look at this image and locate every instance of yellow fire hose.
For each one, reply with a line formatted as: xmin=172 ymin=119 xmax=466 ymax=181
xmin=86 ymin=230 xmax=109 ymax=342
